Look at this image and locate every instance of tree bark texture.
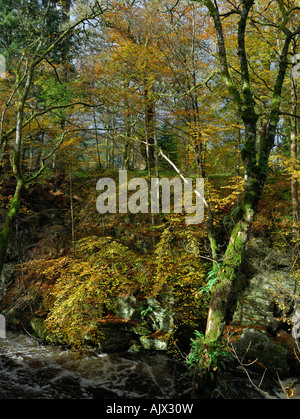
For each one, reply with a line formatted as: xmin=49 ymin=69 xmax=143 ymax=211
xmin=194 ymin=0 xmax=297 ymax=342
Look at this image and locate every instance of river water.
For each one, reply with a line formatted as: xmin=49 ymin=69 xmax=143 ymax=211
xmin=0 ymin=332 xmax=299 ymax=399
xmin=0 ymin=332 xmax=192 ymax=399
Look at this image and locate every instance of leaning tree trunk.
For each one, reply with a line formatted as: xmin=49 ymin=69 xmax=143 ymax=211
xmin=205 ymin=114 xmax=265 ymax=340
xmin=197 ymin=0 xmax=295 ymax=343
xmin=205 ymin=175 xmax=263 ymax=340
xmin=0 ymin=179 xmax=24 ymax=275
xmin=0 ymin=97 xmax=28 ymax=277
xmin=0 ymin=1 xmax=107 ymax=280
xmin=204 ymin=76 xmax=290 ymax=342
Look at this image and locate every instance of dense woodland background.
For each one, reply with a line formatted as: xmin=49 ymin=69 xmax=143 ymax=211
xmin=0 ymin=0 xmax=300 ymax=394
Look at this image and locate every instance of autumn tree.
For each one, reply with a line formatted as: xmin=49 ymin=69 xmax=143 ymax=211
xmin=91 ymin=0 xmax=190 ymax=173
xmin=0 ymin=0 xmax=108 ymax=277
xmin=185 ymin=0 xmax=300 ymax=349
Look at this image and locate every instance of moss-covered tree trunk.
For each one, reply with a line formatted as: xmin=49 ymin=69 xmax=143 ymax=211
xmin=0 ymin=179 xmax=24 ymax=275
xmin=0 ymin=3 xmax=106 ymax=280
xmin=192 ymin=0 xmax=299 ymax=344
xmin=0 ymin=93 xmax=28 ymax=277
xmin=205 ymin=175 xmax=263 ymax=340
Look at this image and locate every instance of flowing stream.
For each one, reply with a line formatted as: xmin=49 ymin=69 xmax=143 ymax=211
xmin=0 ymin=332 xmax=192 ymax=399
xmin=1 ymin=332 xmax=299 ymax=399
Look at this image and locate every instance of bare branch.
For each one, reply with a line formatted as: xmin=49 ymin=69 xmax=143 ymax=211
xmin=227 ymin=339 xmax=271 ymax=399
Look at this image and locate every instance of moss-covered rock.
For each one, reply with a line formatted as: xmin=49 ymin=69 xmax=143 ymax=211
xmin=139 ymin=335 xmax=168 ymax=351
xmin=233 ymin=328 xmax=290 ymax=376
xmin=132 ymin=323 xmax=152 ymax=336
xmin=115 ymin=296 xmax=139 ymax=320
xmin=145 ymin=297 xmax=174 ymax=333
xmin=232 ymin=239 xmax=299 ymax=334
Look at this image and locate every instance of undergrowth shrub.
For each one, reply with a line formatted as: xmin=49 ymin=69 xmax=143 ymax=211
xmin=7 ymin=217 xmax=209 ymax=353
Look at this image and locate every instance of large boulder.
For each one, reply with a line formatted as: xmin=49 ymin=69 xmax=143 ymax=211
xmin=231 ymin=238 xmax=300 ymax=375
xmin=233 ymin=328 xmax=290 ymax=376
xmin=114 ymin=294 xmax=175 ymax=351
xmin=232 ymin=238 xmax=300 ymax=332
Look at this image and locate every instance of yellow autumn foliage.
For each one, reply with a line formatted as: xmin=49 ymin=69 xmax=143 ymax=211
xmin=153 ymin=216 xmax=209 ymax=326
xmin=43 ymin=237 xmax=143 ymax=350
xmin=24 ymin=223 xmax=208 ymax=352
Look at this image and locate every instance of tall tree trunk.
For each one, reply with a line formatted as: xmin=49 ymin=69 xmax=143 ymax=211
xmin=192 ymin=0 xmax=295 ymax=344
xmin=0 ymin=178 xmax=24 ymax=274
xmin=122 ymin=82 xmax=133 ymax=170
xmin=0 ymin=101 xmax=28 ymax=275
xmin=291 ymin=52 xmax=299 ymax=242
xmin=205 ymin=119 xmax=263 ymax=340
xmin=54 ymin=0 xmax=72 ymax=175
xmin=141 ymin=81 xmax=155 ymax=170
xmin=93 ymin=107 xmax=102 ymax=171
xmin=205 ymin=177 xmax=262 ymax=340
xmin=191 ymin=2 xmax=205 ymax=178
xmin=0 ymin=1 xmax=105 ymax=279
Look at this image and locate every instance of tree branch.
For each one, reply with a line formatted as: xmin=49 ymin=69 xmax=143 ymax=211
xmin=25 ymin=129 xmax=80 ymax=185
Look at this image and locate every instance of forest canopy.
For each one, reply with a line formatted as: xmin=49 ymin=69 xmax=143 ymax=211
xmin=0 ymin=0 xmax=299 ymax=386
